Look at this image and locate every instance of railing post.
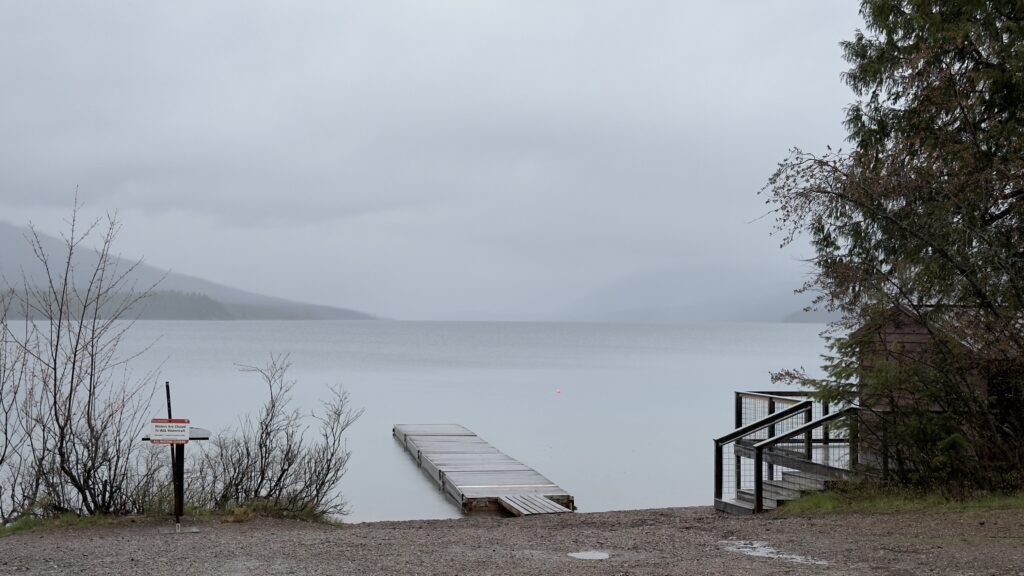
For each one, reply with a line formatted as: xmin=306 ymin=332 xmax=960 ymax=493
xmin=822 ymin=402 xmax=830 ymax=446
xmin=714 ymin=441 xmax=723 ymax=500
xmin=850 ymin=409 xmax=859 ymax=468
xmin=766 ymin=398 xmax=776 ymax=481
xmin=734 ymin=392 xmax=743 ymax=428
xmin=804 ymin=405 xmax=813 ymax=459
xmin=733 ymin=453 xmax=741 ymax=494
xmin=881 ymin=416 xmax=890 ymax=480
xmin=734 ymin=393 xmax=743 ymax=492
xmin=754 ymin=447 xmax=763 ymax=513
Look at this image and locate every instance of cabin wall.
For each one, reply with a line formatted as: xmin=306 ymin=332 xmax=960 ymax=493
xmin=856 ymin=315 xmax=941 ymax=476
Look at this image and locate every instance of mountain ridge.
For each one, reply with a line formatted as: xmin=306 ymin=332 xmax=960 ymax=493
xmin=0 ymin=221 xmax=376 ymax=321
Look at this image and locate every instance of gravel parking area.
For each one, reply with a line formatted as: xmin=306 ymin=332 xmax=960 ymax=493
xmin=3 ymin=506 xmax=1023 ymax=575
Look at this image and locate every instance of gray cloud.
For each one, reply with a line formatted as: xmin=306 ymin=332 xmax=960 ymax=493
xmin=0 ymin=1 xmax=864 ymax=320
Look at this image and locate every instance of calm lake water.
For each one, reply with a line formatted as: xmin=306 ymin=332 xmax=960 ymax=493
xmin=123 ymin=321 xmax=827 ymax=523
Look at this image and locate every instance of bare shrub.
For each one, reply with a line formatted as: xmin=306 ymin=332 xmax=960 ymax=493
xmin=0 ymin=291 xmax=33 ymax=522
xmin=193 ymin=354 xmax=362 ymax=518
xmin=0 ymin=208 xmax=159 ymax=519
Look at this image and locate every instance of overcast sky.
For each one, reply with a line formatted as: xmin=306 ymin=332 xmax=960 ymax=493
xmin=0 ymin=1 xmax=865 ymax=321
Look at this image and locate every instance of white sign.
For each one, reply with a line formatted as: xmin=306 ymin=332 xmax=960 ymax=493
xmin=150 ymin=418 xmax=190 ymax=444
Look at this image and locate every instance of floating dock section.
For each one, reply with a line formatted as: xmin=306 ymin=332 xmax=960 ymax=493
xmin=393 ymin=424 xmax=574 ymax=515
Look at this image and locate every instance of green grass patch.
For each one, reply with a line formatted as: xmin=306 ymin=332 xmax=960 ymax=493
xmin=0 ymin=513 xmax=141 ymax=537
xmin=1 ymin=501 xmax=343 ymax=536
xmin=778 ymin=485 xmax=1024 ymax=516
xmin=218 ymin=499 xmax=342 ymax=525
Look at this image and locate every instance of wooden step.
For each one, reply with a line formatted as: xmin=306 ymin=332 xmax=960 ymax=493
xmin=498 ymin=494 xmax=572 ymax=516
xmin=772 ymin=454 xmax=852 ymax=480
xmin=779 ymin=470 xmax=827 ymax=490
xmin=735 ymin=484 xmax=805 ymax=511
xmin=714 ymin=498 xmax=755 ymax=515
xmin=774 ymin=475 xmax=824 ymax=492
xmin=733 ymin=444 xmax=852 ymax=480
xmin=736 ymin=490 xmax=778 ymax=510
xmin=762 ymin=480 xmax=804 ymax=500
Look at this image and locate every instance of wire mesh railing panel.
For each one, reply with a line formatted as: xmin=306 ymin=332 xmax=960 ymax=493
xmin=720 ymin=443 xmax=736 ymax=499
xmin=738 ymin=393 xmax=852 ymax=443
xmin=738 ymin=411 xmax=807 ymax=444
xmin=813 ymin=444 xmax=852 ymax=469
xmin=738 ymin=395 xmax=803 ymax=429
xmin=717 ymin=391 xmax=858 ymax=510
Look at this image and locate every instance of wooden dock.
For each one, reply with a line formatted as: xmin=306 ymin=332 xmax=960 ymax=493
xmin=393 ymin=424 xmax=574 ymax=515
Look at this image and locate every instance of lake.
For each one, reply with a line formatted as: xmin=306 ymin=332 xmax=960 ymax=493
xmin=123 ymin=320 xmax=827 ymax=523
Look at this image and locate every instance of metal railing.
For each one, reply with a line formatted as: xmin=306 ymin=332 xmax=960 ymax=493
xmin=714 ymin=400 xmax=813 ymax=501
xmin=714 ymin=390 xmax=858 ymax=513
xmin=750 ymin=407 xmax=858 ymax=511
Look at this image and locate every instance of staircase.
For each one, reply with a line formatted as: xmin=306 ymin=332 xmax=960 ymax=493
xmin=713 ymin=391 xmax=858 ymax=515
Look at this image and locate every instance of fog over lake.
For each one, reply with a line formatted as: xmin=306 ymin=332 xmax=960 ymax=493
xmin=124 ymin=320 xmax=827 ymax=523
xmin=0 ymin=2 xmax=864 ymax=324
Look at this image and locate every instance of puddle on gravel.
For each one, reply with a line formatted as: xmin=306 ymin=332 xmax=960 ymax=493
xmin=568 ymin=550 xmax=610 ymax=560
xmin=719 ymin=540 xmax=829 ymax=565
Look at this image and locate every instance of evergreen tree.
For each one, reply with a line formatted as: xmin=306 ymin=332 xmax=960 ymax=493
xmin=764 ymin=1 xmax=1024 ymax=490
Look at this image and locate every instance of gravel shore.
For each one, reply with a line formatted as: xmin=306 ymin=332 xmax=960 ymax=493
xmin=3 ymin=506 xmax=1023 ymax=575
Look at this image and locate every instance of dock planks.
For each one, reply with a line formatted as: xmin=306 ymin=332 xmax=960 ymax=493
xmin=498 ymin=494 xmax=572 ymax=516
xmin=393 ymin=423 xmax=574 ymax=515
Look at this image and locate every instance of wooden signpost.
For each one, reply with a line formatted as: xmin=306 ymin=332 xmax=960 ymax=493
xmin=142 ymin=382 xmax=210 ymax=534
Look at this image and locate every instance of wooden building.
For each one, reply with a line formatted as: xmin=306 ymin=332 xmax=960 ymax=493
xmin=850 ymin=305 xmax=1022 ymax=480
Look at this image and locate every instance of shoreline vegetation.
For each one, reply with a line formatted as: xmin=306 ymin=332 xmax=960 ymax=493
xmin=776 ymin=486 xmax=1024 ymax=516
xmin=5 ymin=487 xmax=1022 ymax=537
